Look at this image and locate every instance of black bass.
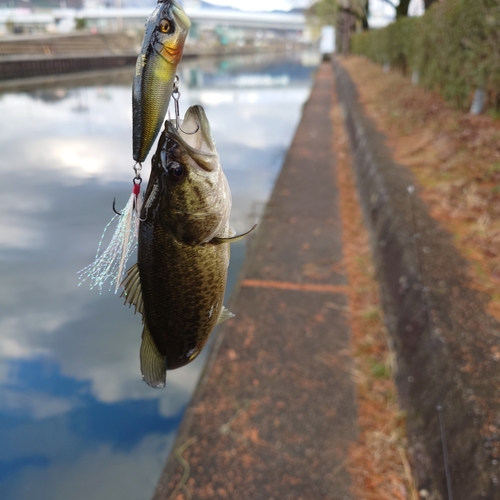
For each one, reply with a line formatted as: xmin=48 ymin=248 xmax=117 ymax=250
xmin=122 ymin=106 xmax=254 ymax=388
xmin=132 ymin=0 xmax=191 ymax=164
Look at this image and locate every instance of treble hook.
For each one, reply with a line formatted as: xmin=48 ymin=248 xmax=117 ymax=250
xmin=112 ymin=163 xmax=143 ymax=217
xmin=138 ymin=208 xmax=149 ymax=222
xmin=112 ymin=198 xmax=122 ymax=216
xmin=172 ymin=75 xmax=199 ymax=136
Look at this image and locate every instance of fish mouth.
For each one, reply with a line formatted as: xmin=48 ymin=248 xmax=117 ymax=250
xmin=172 ymin=0 xmax=191 ymax=31
xmin=168 ymin=105 xmax=218 ymax=171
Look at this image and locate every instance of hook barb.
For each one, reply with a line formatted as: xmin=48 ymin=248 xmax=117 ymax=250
xmin=179 ymin=123 xmax=200 ymax=135
xmin=112 ymin=198 xmax=122 ymax=216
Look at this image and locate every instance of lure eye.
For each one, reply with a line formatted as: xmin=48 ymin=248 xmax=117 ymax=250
xmin=168 ymin=162 xmax=185 ymax=182
xmin=159 ymin=19 xmax=171 ymax=33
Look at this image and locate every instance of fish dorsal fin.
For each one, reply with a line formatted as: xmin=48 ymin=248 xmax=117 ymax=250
xmin=217 ymin=306 xmax=235 ymax=325
xmin=120 ymin=263 xmax=144 ymax=315
xmin=210 ymin=224 xmax=257 ymax=246
xmin=140 ymin=323 xmax=167 ymax=388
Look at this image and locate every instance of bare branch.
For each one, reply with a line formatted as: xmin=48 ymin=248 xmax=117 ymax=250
xmin=378 ymin=0 xmax=397 ymax=8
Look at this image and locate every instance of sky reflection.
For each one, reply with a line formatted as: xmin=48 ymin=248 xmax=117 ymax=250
xmin=0 ymin=52 xmax=318 ymax=500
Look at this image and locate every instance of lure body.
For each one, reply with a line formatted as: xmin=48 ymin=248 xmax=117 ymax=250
xmin=132 ymin=0 xmax=191 ymax=163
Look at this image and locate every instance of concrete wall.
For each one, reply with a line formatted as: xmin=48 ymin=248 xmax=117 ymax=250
xmin=334 ymin=57 xmax=500 ymax=500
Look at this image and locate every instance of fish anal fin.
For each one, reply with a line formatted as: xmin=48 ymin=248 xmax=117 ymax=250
xmin=120 ymin=263 xmax=144 ymax=315
xmin=217 ymin=306 xmax=235 ymax=325
xmin=210 ymin=224 xmax=257 ymax=245
xmin=140 ymin=324 xmax=167 ymax=389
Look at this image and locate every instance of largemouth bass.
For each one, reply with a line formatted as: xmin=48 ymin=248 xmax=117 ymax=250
xmin=122 ymin=106 xmax=254 ymax=388
xmin=132 ymin=0 xmax=191 ymax=164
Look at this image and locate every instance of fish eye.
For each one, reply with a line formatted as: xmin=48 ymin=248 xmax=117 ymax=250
xmin=159 ymin=19 xmax=171 ymax=33
xmin=168 ymin=161 xmax=185 ymax=182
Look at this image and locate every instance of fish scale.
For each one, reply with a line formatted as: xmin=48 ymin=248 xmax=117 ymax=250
xmin=139 ymin=223 xmax=228 ymax=367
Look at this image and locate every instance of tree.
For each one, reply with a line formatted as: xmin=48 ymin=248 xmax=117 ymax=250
xmin=424 ymin=0 xmax=439 ymax=9
xmin=361 ymin=0 xmax=369 ymax=30
xmin=395 ymin=0 xmax=411 ymax=18
xmin=306 ymin=0 xmax=413 ymax=55
xmin=307 ymin=0 xmax=370 ymax=29
xmin=337 ymin=3 xmax=357 ymax=55
xmin=306 ymin=0 xmax=337 ymax=27
xmin=378 ymin=0 xmax=411 ymax=19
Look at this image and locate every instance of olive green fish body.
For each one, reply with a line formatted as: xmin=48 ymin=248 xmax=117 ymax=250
xmin=123 ymin=106 xmax=249 ymax=388
xmin=132 ymin=0 xmax=190 ymax=163
xmin=139 ymin=214 xmax=229 ymax=370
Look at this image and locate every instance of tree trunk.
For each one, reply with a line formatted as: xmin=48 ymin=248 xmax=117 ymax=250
xmin=361 ymin=0 xmax=369 ymax=30
xmin=424 ymin=0 xmax=439 ymax=9
xmin=395 ymin=0 xmax=411 ymax=18
xmin=336 ymin=7 xmax=357 ymax=56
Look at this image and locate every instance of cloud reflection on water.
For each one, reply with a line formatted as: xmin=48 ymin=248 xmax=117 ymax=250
xmin=0 ymin=54 xmax=317 ymax=500
xmin=3 ymin=434 xmax=174 ymax=500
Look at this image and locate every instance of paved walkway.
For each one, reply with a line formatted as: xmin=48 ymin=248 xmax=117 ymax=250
xmin=152 ymin=62 xmax=358 ymax=500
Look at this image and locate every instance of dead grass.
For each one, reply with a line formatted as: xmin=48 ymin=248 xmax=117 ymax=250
xmin=331 ymin=80 xmax=419 ymax=500
xmin=340 ymin=56 xmax=500 ymax=321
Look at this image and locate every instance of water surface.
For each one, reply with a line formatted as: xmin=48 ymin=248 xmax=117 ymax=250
xmin=0 ymin=51 xmax=319 ymax=500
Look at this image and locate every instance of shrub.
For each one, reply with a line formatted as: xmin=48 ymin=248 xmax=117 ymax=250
xmin=351 ymin=0 xmax=500 ymax=112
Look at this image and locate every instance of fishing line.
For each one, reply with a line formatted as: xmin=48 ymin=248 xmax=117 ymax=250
xmin=407 ymin=185 xmax=454 ymax=500
xmin=352 ymin=5 xmax=455 ymax=498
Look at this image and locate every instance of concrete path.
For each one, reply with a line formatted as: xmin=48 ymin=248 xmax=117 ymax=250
xmin=152 ymin=62 xmax=358 ymax=500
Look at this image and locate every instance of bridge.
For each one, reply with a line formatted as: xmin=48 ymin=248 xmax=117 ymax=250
xmin=88 ymin=7 xmax=305 ymax=31
xmin=0 ymin=7 xmax=306 ymax=34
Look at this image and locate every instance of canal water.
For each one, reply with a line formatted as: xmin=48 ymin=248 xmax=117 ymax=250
xmin=0 ymin=51 xmax=319 ymax=500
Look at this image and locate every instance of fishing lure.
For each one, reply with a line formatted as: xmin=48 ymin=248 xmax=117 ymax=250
xmin=132 ymin=0 xmax=191 ymax=164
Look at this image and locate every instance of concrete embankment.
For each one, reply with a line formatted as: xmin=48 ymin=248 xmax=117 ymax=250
xmin=334 ymin=58 xmax=500 ymax=499
xmin=0 ymin=32 xmax=290 ymax=82
xmin=0 ymin=33 xmax=139 ymax=80
xmin=152 ymin=62 xmax=359 ymax=499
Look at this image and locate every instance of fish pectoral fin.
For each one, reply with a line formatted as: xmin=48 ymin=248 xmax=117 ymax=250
xmin=140 ymin=324 xmax=167 ymax=389
xmin=209 ymin=224 xmax=257 ymax=245
xmin=120 ymin=263 xmax=144 ymax=315
xmin=217 ymin=306 xmax=235 ymax=325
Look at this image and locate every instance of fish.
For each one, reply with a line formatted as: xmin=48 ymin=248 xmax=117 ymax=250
xmin=132 ymin=0 xmax=191 ymax=164
xmin=122 ymin=105 xmax=255 ymax=388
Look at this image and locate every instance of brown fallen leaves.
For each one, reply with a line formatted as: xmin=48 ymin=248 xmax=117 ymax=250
xmin=331 ymin=74 xmax=418 ymax=499
xmin=339 ymin=56 xmax=500 ymax=321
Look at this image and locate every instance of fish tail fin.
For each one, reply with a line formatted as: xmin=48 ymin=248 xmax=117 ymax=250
xmin=140 ymin=324 xmax=167 ymax=388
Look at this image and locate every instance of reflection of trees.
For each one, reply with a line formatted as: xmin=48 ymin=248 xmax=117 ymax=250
xmin=11 ymin=67 xmax=134 ymax=99
xmin=183 ymin=54 xmax=312 ymax=89
xmin=13 ymin=53 xmax=312 ymax=110
xmin=9 ymin=0 xmax=83 ymax=6
xmin=26 ymin=88 xmax=70 ymax=103
xmin=71 ymin=89 xmax=89 ymax=113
